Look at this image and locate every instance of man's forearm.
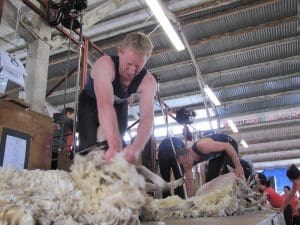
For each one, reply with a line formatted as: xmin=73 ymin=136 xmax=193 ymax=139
xmin=184 ymin=168 xmax=194 ymax=197
xmin=225 ymin=144 xmax=241 ymax=168
xmin=260 ymin=194 xmax=268 ymax=205
xmin=99 ymin=106 xmax=122 ymax=150
xmin=185 ymin=178 xmax=194 ymax=197
xmin=132 ymin=117 xmax=153 ymax=153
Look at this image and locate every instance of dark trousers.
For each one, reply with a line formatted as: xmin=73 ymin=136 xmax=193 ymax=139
xmin=284 ymin=204 xmax=294 ymax=225
xmin=293 ymin=216 xmax=300 ymax=225
xmin=77 ymin=91 xmax=128 ymax=151
xmin=158 ymin=151 xmax=185 ymax=199
xmin=77 ymin=91 xmax=99 ymax=151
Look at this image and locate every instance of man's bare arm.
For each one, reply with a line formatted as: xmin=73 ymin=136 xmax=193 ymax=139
xmin=198 ymin=139 xmax=244 ymax=178
xmin=124 ymin=73 xmax=157 ymax=163
xmin=133 ymin=73 xmax=157 ymax=150
xmin=183 ymin=163 xmax=194 ymax=197
xmin=260 ymin=192 xmax=268 ymax=205
xmin=92 ymin=56 xmax=122 ymax=155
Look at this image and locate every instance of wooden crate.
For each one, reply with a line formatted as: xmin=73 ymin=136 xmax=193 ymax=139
xmin=0 ymin=99 xmax=53 ymax=169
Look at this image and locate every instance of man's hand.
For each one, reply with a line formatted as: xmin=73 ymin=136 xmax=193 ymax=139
xmin=103 ymin=148 xmax=119 ymax=161
xmin=227 ymin=164 xmax=245 ymax=180
xmin=123 ymin=144 xmax=140 ymax=164
xmin=234 ymin=165 xmax=245 ymax=180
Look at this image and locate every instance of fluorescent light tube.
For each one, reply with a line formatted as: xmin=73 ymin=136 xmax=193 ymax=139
xmin=145 ymin=0 xmax=185 ymax=51
xmin=227 ymin=119 xmax=238 ymax=133
xmin=204 ymin=85 xmax=221 ymax=106
xmin=241 ymin=139 xmax=249 ymax=148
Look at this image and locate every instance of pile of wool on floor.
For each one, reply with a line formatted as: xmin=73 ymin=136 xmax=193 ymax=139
xmin=0 ymin=151 xmax=146 ymax=225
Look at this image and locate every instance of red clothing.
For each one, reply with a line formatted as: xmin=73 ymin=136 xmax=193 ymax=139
xmin=264 ymin=187 xmax=283 ymax=208
xmin=65 ymin=130 xmax=73 ymax=151
xmin=282 ymin=194 xmax=299 ymax=216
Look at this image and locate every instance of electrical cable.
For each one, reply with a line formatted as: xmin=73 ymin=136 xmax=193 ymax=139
xmin=71 ymin=11 xmax=85 ymax=159
xmin=58 ymin=14 xmax=74 ymax=152
xmin=156 ymin=91 xmax=188 ymax=199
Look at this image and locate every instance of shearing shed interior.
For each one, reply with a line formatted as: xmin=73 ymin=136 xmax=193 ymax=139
xmin=0 ymin=0 xmax=299 ymax=224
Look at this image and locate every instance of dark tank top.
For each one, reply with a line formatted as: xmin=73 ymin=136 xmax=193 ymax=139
xmin=84 ymin=55 xmax=147 ymax=100
xmin=192 ymin=133 xmax=238 ymax=164
xmin=83 ymin=55 xmax=147 ymax=135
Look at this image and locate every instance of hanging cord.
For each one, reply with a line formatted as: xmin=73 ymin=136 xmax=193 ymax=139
xmin=183 ymin=123 xmax=203 ymax=187
xmin=58 ymin=8 xmax=75 ymax=152
xmin=8 ymin=4 xmax=29 ymax=59
xmin=157 ymin=94 xmax=188 ymax=199
xmin=71 ymin=10 xmax=85 ymax=158
xmin=190 ymin=123 xmax=204 ymax=186
xmin=14 ymin=5 xmax=21 ymax=53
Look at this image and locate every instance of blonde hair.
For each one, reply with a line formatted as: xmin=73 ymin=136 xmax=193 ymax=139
xmin=120 ymin=32 xmax=153 ymax=58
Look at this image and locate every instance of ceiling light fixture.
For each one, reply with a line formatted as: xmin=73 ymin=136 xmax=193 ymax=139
xmin=241 ymin=139 xmax=249 ymax=148
xmin=227 ymin=119 xmax=238 ymax=133
xmin=144 ymin=0 xmax=185 ymax=51
xmin=204 ymin=85 xmax=221 ymax=106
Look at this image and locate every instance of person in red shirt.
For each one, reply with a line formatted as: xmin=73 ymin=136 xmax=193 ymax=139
xmin=254 ymin=172 xmax=267 ymax=192
xmin=281 ymin=165 xmax=300 ymax=225
xmin=282 ymin=186 xmax=299 ymax=218
xmin=260 ymin=179 xmax=293 ymax=225
xmin=63 ymin=107 xmax=75 ymax=152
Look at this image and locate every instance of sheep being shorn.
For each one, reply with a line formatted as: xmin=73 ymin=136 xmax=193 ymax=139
xmin=144 ymin=172 xmax=260 ymax=220
xmin=0 ymin=151 xmax=146 ymax=225
xmin=0 ymin=150 xmax=259 ymax=224
xmin=70 ymin=151 xmax=146 ymax=224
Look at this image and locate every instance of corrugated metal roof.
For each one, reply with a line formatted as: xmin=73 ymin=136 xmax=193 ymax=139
xmin=190 ymin=19 xmax=298 ymax=57
xmin=198 ymin=38 xmax=299 ymax=73
xmin=155 ymin=64 xmax=196 ymax=82
xmin=218 ymin=92 xmax=300 ymax=116
xmin=205 ymin=56 xmax=300 ymax=86
xmin=182 ymin=0 xmax=297 ymax=41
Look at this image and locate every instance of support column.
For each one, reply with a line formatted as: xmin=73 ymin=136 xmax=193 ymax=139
xmin=0 ymin=0 xmax=4 ymax=24
xmin=25 ymin=15 xmax=51 ymax=114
